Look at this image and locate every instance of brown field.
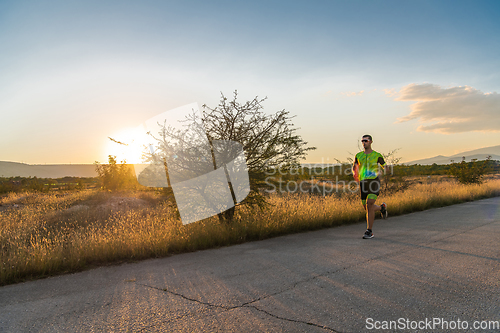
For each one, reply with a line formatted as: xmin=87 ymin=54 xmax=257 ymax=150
xmin=1 ymin=176 xmax=499 ymax=286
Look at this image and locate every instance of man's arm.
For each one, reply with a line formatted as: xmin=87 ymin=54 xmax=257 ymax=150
xmin=352 ymin=156 xmax=359 ymax=182
xmin=377 ymin=156 xmax=387 ymax=177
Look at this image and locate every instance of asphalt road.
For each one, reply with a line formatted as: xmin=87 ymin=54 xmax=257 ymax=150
xmin=1 ymin=197 xmax=499 ymax=332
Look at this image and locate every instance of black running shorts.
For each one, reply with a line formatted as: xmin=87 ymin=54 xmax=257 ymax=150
xmin=360 ymin=178 xmax=381 ymax=202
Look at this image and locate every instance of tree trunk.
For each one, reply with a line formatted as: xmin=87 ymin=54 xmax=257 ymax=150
xmin=218 ymin=206 xmax=235 ymax=224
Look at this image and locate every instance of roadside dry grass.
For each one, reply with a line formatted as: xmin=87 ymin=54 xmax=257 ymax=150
xmin=1 ymin=179 xmax=499 ymax=286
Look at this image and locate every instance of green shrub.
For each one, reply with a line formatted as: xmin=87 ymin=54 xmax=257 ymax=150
xmin=95 ymin=156 xmax=138 ymax=191
xmin=449 ymin=156 xmax=491 ymax=184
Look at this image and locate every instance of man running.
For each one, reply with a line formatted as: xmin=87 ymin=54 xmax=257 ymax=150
xmin=352 ymin=135 xmax=388 ymax=239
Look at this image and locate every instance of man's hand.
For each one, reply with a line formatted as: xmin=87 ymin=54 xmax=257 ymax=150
xmin=383 ymin=164 xmax=390 ymax=177
xmin=378 ymin=165 xmax=389 ymax=178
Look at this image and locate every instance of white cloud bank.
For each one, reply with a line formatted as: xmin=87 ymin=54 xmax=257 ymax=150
xmin=396 ymin=83 xmax=500 ymax=133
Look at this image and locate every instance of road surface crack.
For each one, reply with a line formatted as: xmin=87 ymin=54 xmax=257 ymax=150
xmin=244 ymin=305 xmax=341 ymax=332
xmin=139 ymin=283 xmax=341 ymax=332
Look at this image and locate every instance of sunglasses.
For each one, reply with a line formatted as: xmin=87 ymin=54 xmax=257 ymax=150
xmin=361 ymin=139 xmax=369 ymax=143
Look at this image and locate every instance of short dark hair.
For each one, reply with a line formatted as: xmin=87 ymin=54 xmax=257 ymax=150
xmin=362 ymin=134 xmax=372 ymax=141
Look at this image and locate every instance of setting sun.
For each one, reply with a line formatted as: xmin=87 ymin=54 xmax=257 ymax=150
xmin=104 ymin=126 xmax=152 ymax=165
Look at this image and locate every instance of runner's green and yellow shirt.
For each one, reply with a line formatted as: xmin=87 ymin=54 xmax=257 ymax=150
xmin=354 ymin=151 xmax=386 ymax=181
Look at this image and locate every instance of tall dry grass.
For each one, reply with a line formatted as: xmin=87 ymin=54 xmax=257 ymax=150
xmin=1 ymin=179 xmax=499 ymax=286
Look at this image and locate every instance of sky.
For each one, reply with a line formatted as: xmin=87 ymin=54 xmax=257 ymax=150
xmin=1 ymin=0 xmax=499 ymax=165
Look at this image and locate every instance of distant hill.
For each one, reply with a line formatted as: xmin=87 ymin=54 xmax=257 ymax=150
xmin=405 ymin=145 xmax=500 ymax=165
xmin=0 ymin=161 xmax=98 ymax=178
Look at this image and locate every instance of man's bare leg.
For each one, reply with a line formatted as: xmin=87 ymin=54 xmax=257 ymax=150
xmin=365 ymin=199 xmax=381 ymax=230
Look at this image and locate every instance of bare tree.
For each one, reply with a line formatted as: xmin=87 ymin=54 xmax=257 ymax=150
xmin=201 ymin=91 xmax=315 ymax=218
xmin=147 ymin=91 xmax=315 ymax=223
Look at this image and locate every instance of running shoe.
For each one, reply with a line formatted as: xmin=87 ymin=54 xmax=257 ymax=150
xmin=363 ymin=229 xmax=374 ymax=239
xmin=380 ymin=202 xmax=388 ymax=219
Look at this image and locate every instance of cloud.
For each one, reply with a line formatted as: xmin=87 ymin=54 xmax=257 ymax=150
xmin=383 ymin=88 xmax=396 ymax=97
xmin=340 ymin=90 xmax=364 ymax=97
xmin=396 ymin=83 xmax=500 ymax=133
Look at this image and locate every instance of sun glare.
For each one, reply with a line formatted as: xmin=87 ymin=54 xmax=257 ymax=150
xmin=104 ymin=126 xmax=152 ymax=165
